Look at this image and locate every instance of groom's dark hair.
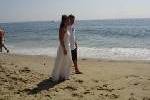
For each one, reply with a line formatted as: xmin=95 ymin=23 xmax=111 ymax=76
xmin=69 ymin=14 xmax=75 ymax=19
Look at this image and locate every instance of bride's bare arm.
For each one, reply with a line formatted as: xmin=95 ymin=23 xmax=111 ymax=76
xmin=59 ymin=28 xmax=67 ymax=55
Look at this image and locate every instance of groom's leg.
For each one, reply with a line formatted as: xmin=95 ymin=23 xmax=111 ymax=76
xmin=2 ymin=44 xmax=9 ymax=53
xmin=71 ymin=48 xmax=77 ymax=67
xmin=71 ymin=48 xmax=81 ymax=73
xmin=0 ymin=38 xmax=2 ymax=52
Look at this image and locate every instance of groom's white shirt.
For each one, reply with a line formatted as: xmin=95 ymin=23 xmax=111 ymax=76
xmin=68 ymin=25 xmax=76 ymax=50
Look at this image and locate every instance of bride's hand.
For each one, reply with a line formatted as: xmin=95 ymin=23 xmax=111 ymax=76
xmin=63 ymin=49 xmax=67 ymax=55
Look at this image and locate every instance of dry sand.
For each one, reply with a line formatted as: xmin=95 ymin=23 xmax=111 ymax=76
xmin=0 ymin=53 xmax=150 ymax=100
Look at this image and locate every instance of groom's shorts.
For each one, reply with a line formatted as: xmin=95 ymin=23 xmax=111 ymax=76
xmin=71 ymin=48 xmax=77 ymax=62
xmin=0 ymin=37 xmax=2 ymax=45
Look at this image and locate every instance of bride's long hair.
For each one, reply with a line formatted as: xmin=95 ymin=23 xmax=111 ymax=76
xmin=60 ymin=15 xmax=68 ymax=29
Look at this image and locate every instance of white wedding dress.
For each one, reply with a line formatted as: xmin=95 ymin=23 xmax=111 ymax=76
xmin=51 ymin=30 xmax=73 ymax=82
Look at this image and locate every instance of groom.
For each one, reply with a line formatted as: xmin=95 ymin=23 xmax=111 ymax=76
xmin=68 ymin=15 xmax=82 ymax=74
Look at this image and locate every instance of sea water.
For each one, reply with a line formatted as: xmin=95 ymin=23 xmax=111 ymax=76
xmin=1 ymin=18 xmax=150 ymax=60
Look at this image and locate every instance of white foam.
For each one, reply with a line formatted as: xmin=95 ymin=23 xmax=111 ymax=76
xmin=8 ymin=45 xmax=150 ymax=60
xmin=9 ymin=46 xmax=57 ymax=57
xmin=78 ymin=47 xmax=150 ymax=60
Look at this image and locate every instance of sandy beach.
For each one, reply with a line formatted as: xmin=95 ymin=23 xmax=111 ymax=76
xmin=0 ymin=53 xmax=150 ymax=100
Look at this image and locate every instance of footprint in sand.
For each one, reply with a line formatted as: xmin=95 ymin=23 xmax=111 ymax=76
xmin=92 ymin=79 xmax=99 ymax=83
xmin=108 ymin=94 xmax=120 ymax=99
xmin=133 ymin=82 xmax=140 ymax=86
xmin=129 ymin=93 xmax=137 ymax=100
xmin=43 ymin=63 xmax=46 ymax=66
xmin=19 ymin=67 xmax=31 ymax=73
xmin=99 ymin=93 xmax=119 ymax=99
xmin=45 ymin=94 xmax=52 ymax=99
xmin=125 ymin=75 xmax=139 ymax=79
xmin=83 ymin=89 xmax=94 ymax=95
xmin=75 ymin=79 xmax=84 ymax=84
xmin=14 ymin=65 xmax=18 ymax=68
xmin=103 ymin=84 xmax=110 ymax=87
xmin=142 ymin=86 xmax=150 ymax=91
xmin=129 ymin=81 xmax=141 ymax=86
xmin=9 ymin=74 xmax=27 ymax=83
xmin=96 ymin=84 xmax=115 ymax=92
xmin=143 ymin=97 xmax=150 ymax=100
xmin=72 ymin=92 xmax=83 ymax=98
xmin=129 ymin=97 xmax=137 ymax=100
xmin=10 ymin=63 xmax=14 ymax=66
xmin=83 ymin=91 xmax=91 ymax=94
xmin=64 ymin=85 xmax=77 ymax=91
xmin=81 ymin=58 xmax=87 ymax=61
xmin=117 ymin=87 xmax=125 ymax=90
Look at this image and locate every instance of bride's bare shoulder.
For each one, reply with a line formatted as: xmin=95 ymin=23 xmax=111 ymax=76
xmin=59 ymin=27 xmax=67 ymax=34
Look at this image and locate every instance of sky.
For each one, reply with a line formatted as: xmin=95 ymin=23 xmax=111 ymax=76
xmin=0 ymin=0 xmax=150 ymax=22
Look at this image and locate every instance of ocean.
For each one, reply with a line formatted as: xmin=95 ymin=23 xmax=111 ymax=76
xmin=1 ymin=18 xmax=150 ymax=60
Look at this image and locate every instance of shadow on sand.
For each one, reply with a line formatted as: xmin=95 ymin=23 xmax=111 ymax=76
xmin=24 ymin=78 xmax=64 ymax=95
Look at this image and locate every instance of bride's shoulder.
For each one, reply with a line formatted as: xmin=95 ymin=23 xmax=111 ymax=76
xmin=59 ymin=27 xmax=67 ymax=34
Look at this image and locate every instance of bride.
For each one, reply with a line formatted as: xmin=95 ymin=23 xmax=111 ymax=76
xmin=51 ymin=15 xmax=73 ymax=82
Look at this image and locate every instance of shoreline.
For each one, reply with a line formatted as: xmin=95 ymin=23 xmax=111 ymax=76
xmin=5 ymin=46 xmax=150 ymax=61
xmin=0 ymin=53 xmax=150 ymax=99
xmin=1 ymin=53 xmax=150 ymax=63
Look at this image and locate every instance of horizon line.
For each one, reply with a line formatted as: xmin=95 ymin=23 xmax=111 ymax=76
xmin=1 ymin=17 xmax=150 ymax=24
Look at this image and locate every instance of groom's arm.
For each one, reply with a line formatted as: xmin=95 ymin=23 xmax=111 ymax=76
xmin=74 ymin=28 xmax=78 ymax=49
xmin=75 ymin=42 xmax=78 ymax=48
xmin=3 ymin=30 xmax=5 ymax=42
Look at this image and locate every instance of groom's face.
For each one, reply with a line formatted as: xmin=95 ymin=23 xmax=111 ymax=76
xmin=70 ymin=18 xmax=75 ymax=25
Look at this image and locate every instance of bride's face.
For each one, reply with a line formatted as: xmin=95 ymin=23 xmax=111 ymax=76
xmin=63 ymin=18 xmax=70 ymax=27
xmin=66 ymin=18 xmax=70 ymax=26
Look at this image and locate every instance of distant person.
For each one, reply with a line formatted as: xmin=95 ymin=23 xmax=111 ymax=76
xmin=68 ymin=15 xmax=82 ymax=74
xmin=0 ymin=27 xmax=9 ymax=53
xmin=51 ymin=15 xmax=73 ymax=82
